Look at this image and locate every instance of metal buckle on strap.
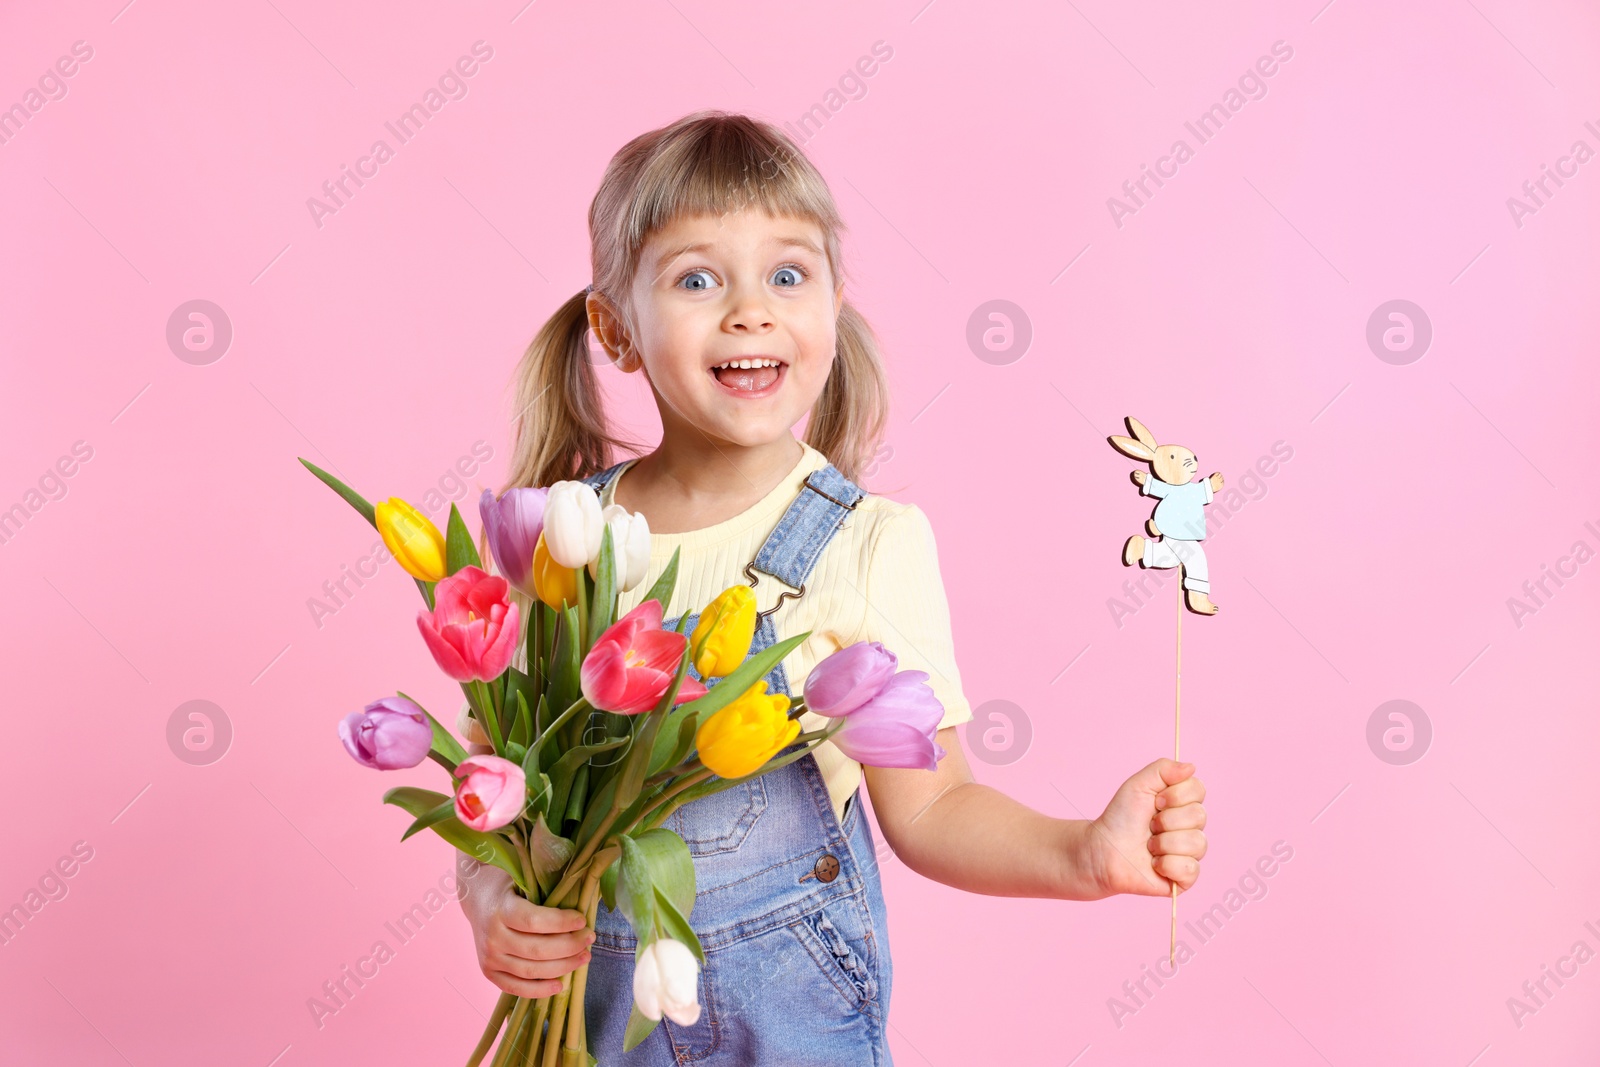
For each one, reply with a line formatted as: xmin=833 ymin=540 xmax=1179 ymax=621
xmin=743 ymin=559 xmax=802 ymax=621
xmin=741 ymin=472 xmax=860 ymax=621
xmin=800 ymin=471 xmax=860 ymax=511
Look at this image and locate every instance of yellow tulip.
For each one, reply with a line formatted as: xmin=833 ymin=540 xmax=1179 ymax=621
xmin=532 ymin=529 xmax=577 ymax=609
xmin=694 ymin=680 xmax=798 ymax=779
xmin=375 ymin=497 xmax=447 ymax=582
xmin=689 ymin=585 xmax=757 ymax=678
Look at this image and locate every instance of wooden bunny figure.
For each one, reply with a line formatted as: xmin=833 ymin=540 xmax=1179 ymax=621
xmin=1109 ymin=416 xmax=1223 ymax=615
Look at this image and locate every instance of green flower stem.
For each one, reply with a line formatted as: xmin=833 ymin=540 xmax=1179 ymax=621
xmin=544 ymin=842 xmax=619 ymax=920
xmin=524 ymin=996 xmax=552 ymax=1066
xmin=471 ymin=679 xmax=506 ymax=753
xmin=558 ymin=709 xmax=658 ymax=886
xmin=529 ymin=599 xmax=545 ymax=686
xmin=465 ymin=991 xmax=517 ymax=1067
xmin=634 ymin=725 xmax=844 ymax=834
xmin=561 ymin=860 xmax=609 ymax=1060
xmin=512 ymin=826 xmax=535 ymax=903
xmin=630 ymin=766 xmax=715 ymax=834
xmin=643 ymin=758 xmax=701 ymax=789
xmin=573 ymin=568 xmax=590 ymax=655
xmin=490 ymin=995 xmax=535 ymax=1067
xmin=540 ymin=977 xmax=572 ymax=1067
xmin=536 ymin=696 xmax=590 ymax=758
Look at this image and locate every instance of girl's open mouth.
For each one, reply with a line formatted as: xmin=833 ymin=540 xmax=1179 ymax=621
xmin=708 ymin=358 xmax=787 ymax=399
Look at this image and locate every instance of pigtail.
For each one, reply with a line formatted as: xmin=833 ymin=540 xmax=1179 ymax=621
xmin=500 ymin=289 xmax=644 ymax=493
xmin=806 ymin=299 xmax=889 ymax=483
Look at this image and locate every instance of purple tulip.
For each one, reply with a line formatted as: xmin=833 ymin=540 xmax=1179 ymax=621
xmin=829 ymin=670 xmax=947 ymax=771
xmin=338 ymin=696 xmax=434 ymax=770
xmin=803 ymin=641 xmax=899 ymax=718
xmin=479 ymin=486 xmax=549 ymax=597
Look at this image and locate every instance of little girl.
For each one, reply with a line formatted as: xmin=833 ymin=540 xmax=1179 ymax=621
xmin=457 ymin=110 xmax=1208 ymax=1065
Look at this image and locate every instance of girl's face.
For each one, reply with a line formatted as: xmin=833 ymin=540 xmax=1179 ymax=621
xmin=603 ymin=209 xmax=843 ymax=451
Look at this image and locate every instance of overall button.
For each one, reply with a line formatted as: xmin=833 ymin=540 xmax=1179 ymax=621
xmin=814 ymin=854 xmax=840 ymax=883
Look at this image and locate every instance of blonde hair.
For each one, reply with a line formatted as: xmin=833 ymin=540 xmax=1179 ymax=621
xmin=499 ymin=109 xmax=890 ymax=493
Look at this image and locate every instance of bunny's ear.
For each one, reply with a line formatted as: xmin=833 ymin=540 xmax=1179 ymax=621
xmin=1108 ymin=434 xmax=1156 ymax=462
xmin=1125 ymin=416 xmax=1158 ymax=451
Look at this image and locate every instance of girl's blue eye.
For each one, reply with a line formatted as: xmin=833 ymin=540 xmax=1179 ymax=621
xmin=772 ymin=265 xmax=807 ymax=287
xmin=680 ymin=269 xmax=717 ymax=291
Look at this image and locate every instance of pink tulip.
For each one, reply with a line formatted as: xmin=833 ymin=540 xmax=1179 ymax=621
xmin=803 ymin=641 xmax=899 ymax=718
xmin=338 ymin=696 xmax=433 ymax=770
xmin=826 ymin=669 xmax=947 ymax=771
xmin=580 ymin=599 xmax=708 ymax=714
xmin=417 ymin=566 xmax=520 ymax=683
xmin=453 ymin=755 xmax=526 ymax=831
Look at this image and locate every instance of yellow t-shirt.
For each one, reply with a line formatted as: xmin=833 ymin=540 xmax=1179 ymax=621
xmin=600 ymin=441 xmax=974 ymax=824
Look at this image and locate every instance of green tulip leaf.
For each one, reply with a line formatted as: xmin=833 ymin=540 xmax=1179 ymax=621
xmin=547 ymin=735 xmax=629 ymax=790
xmin=517 ymin=691 xmax=540 ymax=778
xmin=590 ymin=524 xmax=616 ymax=648
xmin=526 ymin=772 xmax=552 ymax=819
xmin=298 ymin=458 xmax=376 ymax=527
xmin=673 ymin=631 xmax=809 ymax=721
xmin=380 ymin=787 xmax=526 ymax=893
xmin=382 ymin=785 xmax=452 ymax=817
xmin=445 ymin=502 xmax=480 ymax=575
xmin=648 ymin=710 xmax=702 ymax=779
xmin=637 ymin=546 xmax=681 ymax=621
xmin=615 ymin=833 xmax=657 ymax=938
xmin=628 ymin=827 xmax=696 ymax=920
xmin=573 ymin=773 xmax=622 ymax=846
xmin=400 ymin=798 xmax=457 ymax=841
xmin=621 ymin=1001 xmax=660 ymax=1053
xmin=599 ymin=856 xmax=618 ymax=912
xmin=504 ymin=668 xmax=535 ymax=748
xmin=548 ymin=605 xmax=581 ymax=732
xmin=563 ymin=762 xmax=590 ymax=832
xmin=527 ymin=812 xmax=576 ymax=898
xmin=670 ymin=743 xmax=814 ymax=808
xmin=640 ymin=631 xmax=809 ymax=778
xmin=651 ymin=885 xmax=705 ymax=963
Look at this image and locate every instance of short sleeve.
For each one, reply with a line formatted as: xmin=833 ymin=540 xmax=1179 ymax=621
xmin=851 ymin=504 xmax=974 ymax=732
xmin=1141 ymin=476 xmax=1169 ymax=499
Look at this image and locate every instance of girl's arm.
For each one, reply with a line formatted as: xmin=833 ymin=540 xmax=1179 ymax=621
xmin=862 ymin=728 xmax=1206 ymax=901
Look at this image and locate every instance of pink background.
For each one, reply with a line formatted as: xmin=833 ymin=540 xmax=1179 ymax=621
xmin=3 ymin=0 xmax=1597 ymax=1063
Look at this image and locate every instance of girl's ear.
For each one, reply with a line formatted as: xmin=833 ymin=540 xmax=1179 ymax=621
xmin=1108 ymin=434 xmax=1156 ymax=462
xmin=586 ymin=292 xmax=639 ymax=372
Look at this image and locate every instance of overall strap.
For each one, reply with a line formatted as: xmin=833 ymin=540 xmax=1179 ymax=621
xmin=749 ymin=464 xmax=866 ymax=604
xmin=580 ymin=459 xmax=631 ymax=496
xmin=740 ymin=463 xmax=866 ymax=697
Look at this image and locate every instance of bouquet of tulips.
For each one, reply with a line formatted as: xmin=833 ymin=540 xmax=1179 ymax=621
xmin=300 ymin=459 xmax=948 ymax=1067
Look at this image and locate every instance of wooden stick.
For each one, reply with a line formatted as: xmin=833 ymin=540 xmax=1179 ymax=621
xmin=1171 ymin=566 xmax=1183 ymax=967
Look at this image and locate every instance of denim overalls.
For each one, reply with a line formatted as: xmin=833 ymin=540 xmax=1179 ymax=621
xmin=578 ymin=460 xmax=895 ymax=1066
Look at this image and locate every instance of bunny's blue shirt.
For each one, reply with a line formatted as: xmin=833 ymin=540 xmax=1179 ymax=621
xmin=1142 ymin=476 xmax=1213 ymax=540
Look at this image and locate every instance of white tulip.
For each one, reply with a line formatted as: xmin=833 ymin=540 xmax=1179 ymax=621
xmin=633 ymin=937 xmax=701 ymax=1026
xmin=589 ymin=504 xmax=652 ymax=592
xmin=543 ymin=481 xmax=604 ymax=569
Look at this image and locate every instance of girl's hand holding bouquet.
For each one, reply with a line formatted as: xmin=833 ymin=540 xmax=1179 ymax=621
xmin=302 ymin=460 xmax=948 ymax=1066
